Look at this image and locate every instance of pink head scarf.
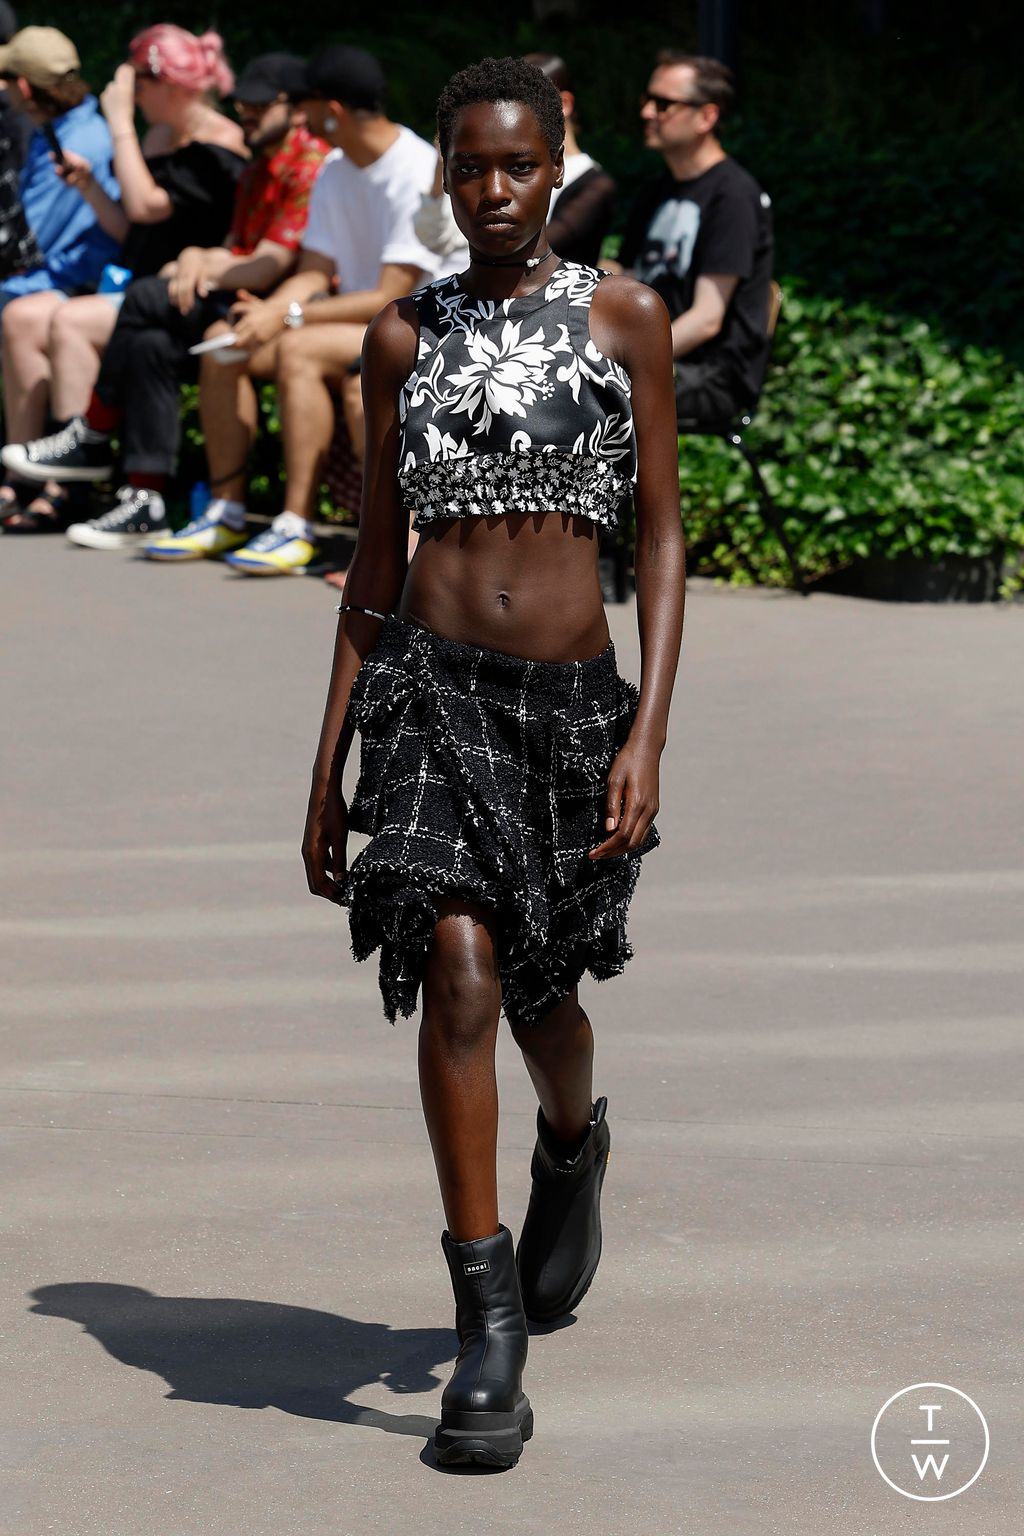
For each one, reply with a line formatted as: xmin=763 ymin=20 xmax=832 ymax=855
xmin=128 ymin=24 xmax=234 ymax=98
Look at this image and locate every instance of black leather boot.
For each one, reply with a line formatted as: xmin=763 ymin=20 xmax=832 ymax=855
xmin=435 ymin=1224 xmax=533 ymax=1469
xmin=516 ymin=1096 xmax=611 ymax=1323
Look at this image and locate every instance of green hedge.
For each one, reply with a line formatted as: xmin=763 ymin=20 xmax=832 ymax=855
xmin=174 ymin=289 xmax=1024 ymax=591
xmin=679 ymin=287 xmax=1024 ymax=591
xmin=719 ymin=125 xmax=1024 ymax=358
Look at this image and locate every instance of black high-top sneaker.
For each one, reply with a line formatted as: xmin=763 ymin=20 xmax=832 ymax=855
xmin=435 ymin=1224 xmax=533 ymax=1469
xmin=1 ymin=417 xmax=113 ymax=484
xmin=66 ymin=487 xmax=168 ymax=550
xmin=516 ymin=1096 xmax=611 ymax=1323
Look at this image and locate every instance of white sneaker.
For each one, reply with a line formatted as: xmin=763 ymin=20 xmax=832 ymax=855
xmin=66 ymin=487 xmax=168 ymax=549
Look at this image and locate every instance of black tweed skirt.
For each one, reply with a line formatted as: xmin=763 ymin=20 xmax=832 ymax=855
xmin=337 ymin=614 xmax=660 ymax=1029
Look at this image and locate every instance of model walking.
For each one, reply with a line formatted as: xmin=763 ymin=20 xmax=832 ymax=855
xmin=303 ymin=56 xmax=684 ymax=1469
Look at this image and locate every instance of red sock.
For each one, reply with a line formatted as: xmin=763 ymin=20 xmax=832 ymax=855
xmin=127 ymin=471 xmax=167 ymax=492
xmin=84 ymin=391 xmax=121 ymax=434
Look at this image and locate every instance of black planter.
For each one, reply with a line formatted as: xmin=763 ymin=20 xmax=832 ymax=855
xmin=811 ymin=550 xmax=1006 ymax=603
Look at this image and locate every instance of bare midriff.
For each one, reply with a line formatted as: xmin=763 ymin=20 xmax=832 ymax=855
xmin=397 ymin=512 xmax=612 ymax=664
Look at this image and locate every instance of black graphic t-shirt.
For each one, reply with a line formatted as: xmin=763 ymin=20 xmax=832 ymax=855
xmin=619 ymin=156 xmax=774 ymax=406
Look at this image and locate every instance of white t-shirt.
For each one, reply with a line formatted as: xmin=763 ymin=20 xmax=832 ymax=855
xmin=302 ymin=126 xmax=440 ymax=292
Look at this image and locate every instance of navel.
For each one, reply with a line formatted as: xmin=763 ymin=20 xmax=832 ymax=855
xmin=496 ymin=591 xmax=511 ymax=608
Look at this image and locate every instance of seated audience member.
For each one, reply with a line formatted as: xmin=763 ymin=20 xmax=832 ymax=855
xmin=525 ymin=53 xmax=615 ymax=266
xmin=618 ymin=51 xmax=773 ymax=427
xmin=2 ymin=54 xmax=325 ymax=550
xmin=144 ymin=44 xmax=438 ymax=576
xmin=0 ymin=27 xmax=118 ymax=318
xmin=1 ymin=25 xmax=245 ymax=532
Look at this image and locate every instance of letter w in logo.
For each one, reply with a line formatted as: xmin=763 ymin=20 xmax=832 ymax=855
xmin=911 ymin=1452 xmax=950 ymax=1481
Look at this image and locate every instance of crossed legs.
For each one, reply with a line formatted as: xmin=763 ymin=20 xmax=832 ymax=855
xmin=1 ymin=292 xmax=119 ymax=440
xmin=418 ymin=896 xmax=594 ymax=1240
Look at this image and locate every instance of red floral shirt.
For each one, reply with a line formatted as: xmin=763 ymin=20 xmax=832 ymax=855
xmin=228 ymin=125 xmax=327 ymax=256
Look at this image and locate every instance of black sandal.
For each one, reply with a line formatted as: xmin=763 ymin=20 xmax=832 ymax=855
xmin=1 ymin=485 xmax=70 ymax=534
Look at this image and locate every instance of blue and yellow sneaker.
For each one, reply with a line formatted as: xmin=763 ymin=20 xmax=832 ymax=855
xmin=224 ymin=511 xmax=318 ymax=576
xmin=143 ymin=501 xmax=248 ymax=561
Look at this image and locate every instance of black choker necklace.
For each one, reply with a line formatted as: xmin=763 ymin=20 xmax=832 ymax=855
xmin=471 ymin=248 xmax=557 ymax=270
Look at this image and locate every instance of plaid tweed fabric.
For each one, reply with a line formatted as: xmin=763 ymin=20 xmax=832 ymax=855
xmin=337 ymin=615 xmax=659 ymax=1029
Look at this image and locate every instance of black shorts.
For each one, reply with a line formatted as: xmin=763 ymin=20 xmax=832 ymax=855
xmin=337 ymin=615 xmax=659 ymax=1029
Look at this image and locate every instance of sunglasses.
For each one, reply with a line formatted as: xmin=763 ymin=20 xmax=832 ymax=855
xmin=640 ymin=90 xmax=704 ymax=114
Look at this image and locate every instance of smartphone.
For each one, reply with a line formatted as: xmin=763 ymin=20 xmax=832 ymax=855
xmin=187 ymin=332 xmax=241 ymax=356
xmin=42 ymin=123 xmax=66 ymax=167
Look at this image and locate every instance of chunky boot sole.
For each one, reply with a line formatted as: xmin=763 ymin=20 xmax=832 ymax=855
xmin=434 ymin=1394 xmax=534 ymax=1469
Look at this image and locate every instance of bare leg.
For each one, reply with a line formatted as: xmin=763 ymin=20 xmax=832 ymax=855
xmin=508 ymin=987 xmax=595 ymax=1145
xmin=1 ymin=290 xmax=66 ymax=444
xmin=418 ymin=898 xmax=503 ymax=1241
xmin=339 ymin=366 xmax=365 ymax=464
xmin=47 ymin=296 xmax=118 ymax=420
xmin=198 ymin=321 xmax=278 ymax=501
xmin=276 ymin=323 xmax=364 ymax=517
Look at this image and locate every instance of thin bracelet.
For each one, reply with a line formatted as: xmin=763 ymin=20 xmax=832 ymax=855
xmin=335 ymin=603 xmax=390 ymax=620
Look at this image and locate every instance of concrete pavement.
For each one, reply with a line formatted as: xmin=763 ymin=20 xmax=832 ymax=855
xmin=1 ymin=538 xmax=1021 ymax=1534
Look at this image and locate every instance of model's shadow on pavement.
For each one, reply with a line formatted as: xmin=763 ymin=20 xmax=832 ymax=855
xmin=29 ymin=1282 xmax=452 ymax=1441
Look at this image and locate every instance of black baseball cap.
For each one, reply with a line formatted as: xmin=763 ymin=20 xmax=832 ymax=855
xmin=304 ymin=45 xmax=386 ymax=111
xmin=231 ymin=52 xmax=307 ymax=105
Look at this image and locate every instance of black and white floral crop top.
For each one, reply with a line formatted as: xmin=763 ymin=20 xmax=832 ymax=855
xmin=398 ymin=261 xmax=636 ymax=532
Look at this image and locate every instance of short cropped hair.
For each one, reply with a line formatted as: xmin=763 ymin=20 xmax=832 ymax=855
xmin=655 ymin=50 xmax=736 ymax=118
xmin=437 ymin=55 xmax=565 ymax=161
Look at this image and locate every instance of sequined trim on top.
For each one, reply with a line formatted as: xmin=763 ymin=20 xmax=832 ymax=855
xmin=404 ymin=448 xmax=631 ymax=532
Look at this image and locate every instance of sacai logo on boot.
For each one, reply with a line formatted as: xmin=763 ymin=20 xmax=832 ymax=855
xmin=463 ymin=1260 xmax=490 ymax=1275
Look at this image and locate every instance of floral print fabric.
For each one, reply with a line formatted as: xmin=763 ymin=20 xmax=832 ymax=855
xmin=399 ymin=261 xmax=637 ymax=532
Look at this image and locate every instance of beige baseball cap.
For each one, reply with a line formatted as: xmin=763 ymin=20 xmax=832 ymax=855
xmin=0 ymin=26 xmax=81 ymax=89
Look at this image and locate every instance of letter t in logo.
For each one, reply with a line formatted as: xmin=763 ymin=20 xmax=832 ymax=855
xmin=911 ymin=1402 xmax=950 ymax=1482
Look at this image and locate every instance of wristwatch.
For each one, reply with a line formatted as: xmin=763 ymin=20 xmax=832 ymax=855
xmin=283 ymin=301 xmax=305 ymax=329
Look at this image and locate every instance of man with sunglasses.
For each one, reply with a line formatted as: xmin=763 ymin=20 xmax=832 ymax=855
xmin=617 ymin=51 xmax=773 ymax=428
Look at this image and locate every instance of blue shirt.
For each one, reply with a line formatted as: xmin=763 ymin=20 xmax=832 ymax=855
xmin=4 ymin=96 xmax=120 ymax=301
